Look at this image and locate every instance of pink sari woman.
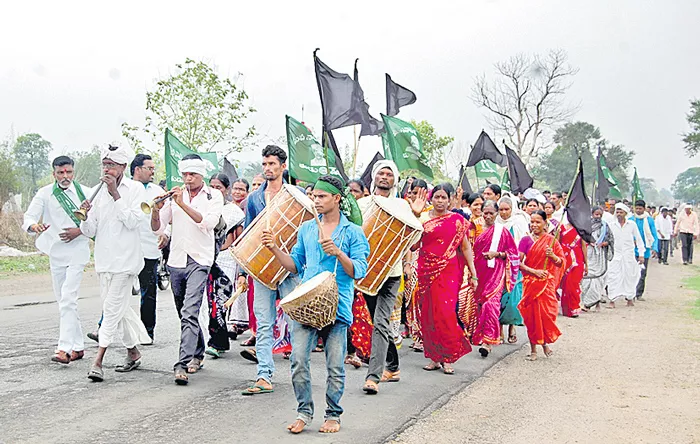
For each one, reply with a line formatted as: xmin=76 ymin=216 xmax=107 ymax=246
xmin=418 ymin=184 xmax=477 ymax=374
xmin=472 ymin=200 xmax=520 ymax=357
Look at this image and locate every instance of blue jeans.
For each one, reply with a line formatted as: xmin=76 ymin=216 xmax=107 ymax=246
xmin=252 ymin=276 xmax=299 ymax=382
xmin=290 ymin=320 xmax=347 ymax=424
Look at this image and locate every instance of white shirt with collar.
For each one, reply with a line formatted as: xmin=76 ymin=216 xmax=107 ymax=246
xmin=139 ymin=182 xmax=166 ymax=260
xmin=654 ymin=214 xmax=673 ymax=239
xmin=22 ymin=182 xmax=92 ymax=267
xmin=80 ymin=177 xmax=146 ymax=275
xmin=156 ymin=184 xmax=224 ymax=268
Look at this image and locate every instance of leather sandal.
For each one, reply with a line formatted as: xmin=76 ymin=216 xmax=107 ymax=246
xmin=362 ymin=380 xmax=379 ymax=394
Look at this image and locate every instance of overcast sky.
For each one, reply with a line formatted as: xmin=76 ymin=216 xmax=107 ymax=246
xmin=1 ymin=0 xmax=698 ymax=189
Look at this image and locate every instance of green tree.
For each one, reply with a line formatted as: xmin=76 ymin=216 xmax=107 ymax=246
xmin=410 ymin=120 xmax=454 ymax=180
xmin=0 ymin=140 xmax=20 ymax=213
xmin=671 ymin=167 xmax=700 ymax=203
xmin=639 ymin=178 xmax=661 ymax=204
xmin=13 ymin=133 xmax=51 ymax=195
xmin=240 ymin=161 xmax=263 ymax=182
xmin=124 ymin=58 xmax=256 ymax=155
xmin=681 ymin=99 xmax=700 ymax=157
xmin=68 ymin=145 xmax=103 ymax=187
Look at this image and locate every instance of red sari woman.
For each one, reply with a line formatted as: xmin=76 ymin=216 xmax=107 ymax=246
xmin=518 ymin=210 xmax=566 ymax=361
xmin=472 ymin=200 xmax=520 ymax=357
xmin=418 ymin=184 xmax=477 ymax=374
xmin=558 ymin=223 xmax=588 ymax=317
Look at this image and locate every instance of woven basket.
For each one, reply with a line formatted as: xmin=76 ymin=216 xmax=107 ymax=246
xmin=280 ymin=271 xmax=338 ymax=330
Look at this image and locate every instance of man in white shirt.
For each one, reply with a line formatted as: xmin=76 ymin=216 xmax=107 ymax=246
xmin=151 ymin=154 xmax=224 ymax=385
xmin=655 ymin=207 xmax=673 ymax=265
xmin=80 ymin=142 xmax=151 ymax=382
xmin=23 ymin=156 xmax=91 ymax=364
xmin=607 ymin=203 xmax=645 ymax=308
xmin=357 ymin=160 xmax=425 ymax=395
xmin=130 ymin=154 xmax=166 ymax=341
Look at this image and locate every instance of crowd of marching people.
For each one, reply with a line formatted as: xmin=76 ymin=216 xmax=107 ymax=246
xmin=23 ymin=141 xmax=699 ymax=434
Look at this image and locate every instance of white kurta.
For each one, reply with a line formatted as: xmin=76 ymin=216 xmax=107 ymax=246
xmin=80 ymin=177 xmax=150 ymax=348
xmin=22 ymin=181 xmax=92 ymax=353
xmin=607 ymin=219 xmax=644 ymax=302
xmin=139 ymin=182 xmax=166 ymax=260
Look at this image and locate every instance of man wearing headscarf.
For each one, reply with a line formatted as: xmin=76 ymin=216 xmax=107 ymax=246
xmin=355 ymin=160 xmax=426 ymax=395
xmin=262 ymin=175 xmax=369 ymax=434
xmin=80 ymin=141 xmax=151 ymax=382
xmin=606 ymin=203 xmax=645 ymax=308
xmin=151 ymin=153 xmax=224 ymax=385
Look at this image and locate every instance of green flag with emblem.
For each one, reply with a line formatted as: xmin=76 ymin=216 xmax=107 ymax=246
xmin=380 ymin=114 xmax=433 ymax=180
xmin=164 ymin=128 xmax=218 ymax=189
xmin=631 ymin=167 xmax=644 ymax=201
xmin=286 ymin=115 xmax=343 ymax=183
xmin=475 ymin=160 xmax=503 ymax=183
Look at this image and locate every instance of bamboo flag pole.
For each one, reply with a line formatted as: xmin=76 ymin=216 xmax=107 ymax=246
xmin=352 ymin=125 xmax=359 ymax=178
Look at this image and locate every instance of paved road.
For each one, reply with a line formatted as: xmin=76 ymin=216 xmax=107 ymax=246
xmin=0 ymin=273 xmax=525 ymax=444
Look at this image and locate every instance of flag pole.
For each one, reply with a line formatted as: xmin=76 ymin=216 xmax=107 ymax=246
xmin=352 ymin=125 xmax=359 ymax=178
xmin=543 ymin=157 xmax=581 ymax=271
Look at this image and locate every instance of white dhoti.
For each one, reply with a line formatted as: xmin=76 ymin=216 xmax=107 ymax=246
xmin=98 ymin=272 xmax=151 ymax=349
xmin=607 ymin=255 xmax=640 ymax=302
xmin=51 ymin=263 xmax=86 ymax=353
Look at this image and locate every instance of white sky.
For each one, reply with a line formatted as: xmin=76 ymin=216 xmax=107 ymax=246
xmin=1 ymin=0 xmax=698 ymax=188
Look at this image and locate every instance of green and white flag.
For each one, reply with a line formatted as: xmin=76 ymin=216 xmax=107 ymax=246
xmin=599 ymin=155 xmax=623 ymax=199
xmin=286 ymin=116 xmax=343 ymax=184
xmin=500 ymin=168 xmax=511 ymax=192
xmin=164 ymin=128 xmax=218 ymax=189
xmin=632 ymin=167 xmax=644 ymax=201
xmin=475 ymin=160 xmax=503 ymax=182
xmin=380 ymin=114 xmax=433 ymax=180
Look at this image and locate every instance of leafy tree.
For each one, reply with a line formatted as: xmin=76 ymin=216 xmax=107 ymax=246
xmin=0 ymin=140 xmax=20 ymax=213
xmin=240 ymin=161 xmax=263 ymax=182
xmin=13 ymin=133 xmax=51 ymax=195
xmin=123 ymin=58 xmax=257 ymax=155
xmin=68 ymin=145 xmax=103 ymax=187
xmin=671 ymin=167 xmax=700 ymax=203
xmin=638 ymin=178 xmax=661 ymax=205
xmin=681 ymin=99 xmax=700 ymax=157
xmin=471 ymin=49 xmax=579 ymax=163
xmin=411 ymin=119 xmax=454 ymax=180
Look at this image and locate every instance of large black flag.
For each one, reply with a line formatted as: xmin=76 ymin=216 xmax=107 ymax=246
xmin=458 ymin=164 xmax=474 ymax=195
xmin=565 ymin=157 xmax=594 ymax=243
xmin=354 ymin=59 xmax=384 ymax=137
xmin=360 ymin=151 xmax=384 ymax=190
xmin=314 ymin=50 xmax=364 ymax=131
xmin=466 ymin=131 xmax=506 ymax=167
xmin=222 ymin=157 xmax=238 ymax=181
xmin=504 ymin=143 xmax=533 ymax=194
xmin=386 ymin=74 xmax=417 ymax=117
xmin=595 ymin=146 xmax=610 ymax=204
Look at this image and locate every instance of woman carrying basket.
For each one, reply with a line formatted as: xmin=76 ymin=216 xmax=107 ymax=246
xmin=261 ymin=175 xmax=369 ymax=435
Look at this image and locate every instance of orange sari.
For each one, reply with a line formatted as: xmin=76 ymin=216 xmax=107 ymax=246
xmin=518 ymin=233 xmax=565 ymax=345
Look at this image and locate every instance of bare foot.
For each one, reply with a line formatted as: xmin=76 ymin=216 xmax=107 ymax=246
xmin=287 ymin=419 xmax=307 ymax=434
xmin=606 ymin=301 xmax=616 ymax=309
xmin=627 ymin=300 xmax=635 ymax=307
xmin=595 ymin=303 xmax=601 ymax=312
xmin=319 ymin=419 xmax=341 ymax=433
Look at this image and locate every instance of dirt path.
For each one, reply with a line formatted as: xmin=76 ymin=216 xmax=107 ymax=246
xmin=393 ymin=257 xmax=700 ymax=444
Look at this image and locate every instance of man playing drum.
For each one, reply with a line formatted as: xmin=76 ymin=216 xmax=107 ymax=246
xmin=262 ymin=175 xmax=369 ymax=434
xmin=238 ymin=145 xmax=300 ymax=395
xmin=357 ymin=160 xmax=426 ymax=394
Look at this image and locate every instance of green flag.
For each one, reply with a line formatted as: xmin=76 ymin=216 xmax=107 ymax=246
xmin=500 ymin=168 xmax=511 ymax=192
xmin=632 ymin=167 xmax=644 ymax=202
xmin=475 ymin=160 xmax=503 ymax=182
xmin=286 ymin=116 xmax=343 ymax=184
xmin=380 ymin=114 xmax=433 ymax=180
xmin=164 ymin=128 xmax=218 ymax=189
xmin=598 ymin=155 xmax=623 ymax=199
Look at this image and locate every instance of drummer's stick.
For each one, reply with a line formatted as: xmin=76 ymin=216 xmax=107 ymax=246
xmin=224 ymin=286 xmax=246 ymax=309
xmin=264 ymin=191 xmax=271 ymax=230
xmin=312 ymin=206 xmax=325 ymax=240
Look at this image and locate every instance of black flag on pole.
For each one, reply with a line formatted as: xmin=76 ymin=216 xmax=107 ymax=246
xmin=222 ymin=157 xmax=238 ymax=181
xmin=354 ymin=59 xmax=384 ymax=137
xmin=565 ymin=157 xmax=594 ymax=243
xmin=458 ymin=164 xmax=474 ymax=195
xmin=504 ymin=143 xmax=533 ymax=194
xmin=466 ymin=131 xmax=506 ymax=167
xmin=314 ymin=49 xmax=364 ymax=131
xmin=360 ymin=151 xmax=384 ymax=190
xmin=386 ymin=74 xmax=417 ymax=117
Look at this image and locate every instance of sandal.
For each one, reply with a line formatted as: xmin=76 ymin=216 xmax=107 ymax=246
xmin=51 ymin=351 xmax=71 ymax=364
xmin=507 ymin=335 xmax=518 ymax=344
xmin=380 ymin=370 xmax=401 ymax=382
xmin=543 ymin=347 xmax=554 ymax=358
xmin=187 ymin=358 xmax=203 ymax=374
xmin=87 ymin=365 xmax=104 ymax=382
xmin=70 ymin=350 xmax=85 ymax=361
xmin=423 ymin=362 xmax=441 ymax=371
xmin=205 ymin=347 xmax=221 ymax=359
xmin=362 ymin=380 xmax=379 ymax=395
xmin=526 ymin=353 xmax=538 ymax=361
xmin=441 ymin=364 xmax=455 ymax=375
xmin=242 ymin=383 xmax=274 ymax=396
xmin=240 ymin=336 xmax=256 ymax=347
xmin=115 ymin=357 xmax=141 ymax=373
xmin=240 ymin=349 xmax=258 ymax=363
xmin=344 ymin=355 xmax=362 ymax=369
xmin=174 ymin=368 xmax=188 ymax=385
xmin=478 ymin=346 xmax=490 ymax=358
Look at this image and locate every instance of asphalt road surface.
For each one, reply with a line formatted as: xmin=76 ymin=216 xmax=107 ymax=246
xmin=0 ymin=272 xmax=525 ymax=444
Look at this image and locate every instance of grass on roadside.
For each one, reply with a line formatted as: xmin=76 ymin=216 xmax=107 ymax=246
xmin=684 ymin=267 xmax=700 ymax=320
xmin=0 ymin=254 xmax=51 ymax=279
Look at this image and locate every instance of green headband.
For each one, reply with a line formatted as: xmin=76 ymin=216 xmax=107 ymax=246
xmin=313 ymin=179 xmax=363 ymax=226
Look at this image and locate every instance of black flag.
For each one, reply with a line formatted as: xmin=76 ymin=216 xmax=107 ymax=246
xmin=354 ymin=59 xmax=384 ymax=137
xmin=386 ymin=74 xmax=417 ymax=117
xmin=314 ymin=50 xmax=364 ymax=131
xmin=466 ymin=131 xmax=506 ymax=167
xmin=504 ymin=143 xmax=533 ymax=194
xmin=222 ymin=157 xmax=238 ymax=181
xmin=595 ymin=147 xmax=610 ymax=204
xmin=458 ymin=164 xmax=474 ymax=195
xmin=564 ymin=157 xmax=594 ymax=243
xmin=360 ymin=151 xmax=384 ymax=190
